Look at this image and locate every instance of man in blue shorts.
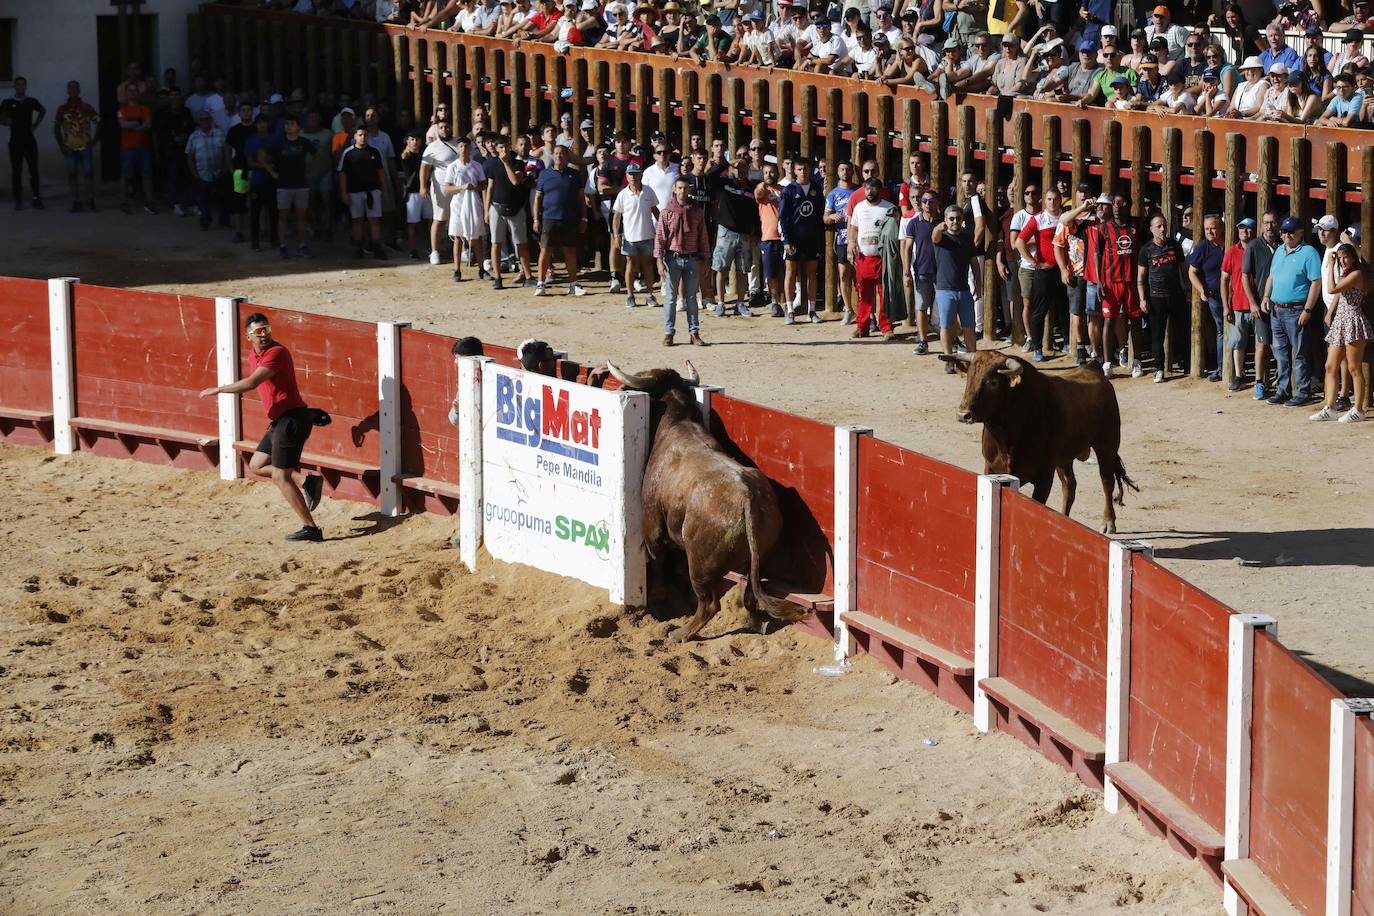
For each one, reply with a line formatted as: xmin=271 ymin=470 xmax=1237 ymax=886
xmin=932 ymin=205 xmax=977 ymax=370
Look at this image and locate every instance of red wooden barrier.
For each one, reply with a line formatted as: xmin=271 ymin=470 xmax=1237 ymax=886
xmin=997 ymin=492 xmax=1110 ymax=740
xmin=0 ymin=276 xmax=53 ymax=447
xmin=1250 ymin=630 xmax=1342 ymax=914
xmin=853 ymin=436 xmax=977 ymax=707
xmin=70 ymin=284 xmax=219 ymax=469
xmin=1126 ymin=555 xmax=1231 ymax=839
xmin=397 ymin=327 xmax=460 ymax=515
xmin=710 ymin=395 xmax=834 ymax=598
xmin=235 ymin=303 xmax=380 ymax=504
xmin=1355 ymin=718 xmax=1374 ymax=916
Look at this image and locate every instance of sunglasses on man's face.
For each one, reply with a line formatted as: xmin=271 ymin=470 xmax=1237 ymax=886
xmin=248 ymin=326 xmax=271 ymax=338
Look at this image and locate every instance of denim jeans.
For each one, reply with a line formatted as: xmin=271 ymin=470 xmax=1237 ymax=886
xmin=1270 ymin=305 xmax=1313 ymax=399
xmin=663 ymin=253 xmax=699 ymax=336
xmin=1205 ymin=292 xmax=1224 ymax=373
xmin=192 ymin=177 xmax=226 ymax=228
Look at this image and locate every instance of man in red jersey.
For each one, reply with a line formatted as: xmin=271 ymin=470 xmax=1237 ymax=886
xmin=1088 ymin=195 xmax=1144 ymax=378
xmin=200 ymin=313 xmax=325 ymax=542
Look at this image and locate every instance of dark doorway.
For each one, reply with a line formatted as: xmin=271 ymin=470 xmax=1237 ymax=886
xmin=96 ymin=13 xmax=159 ymax=181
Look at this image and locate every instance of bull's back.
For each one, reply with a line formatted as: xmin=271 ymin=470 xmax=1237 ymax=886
xmin=1047 ymin=370 xmax=1121 ymax=457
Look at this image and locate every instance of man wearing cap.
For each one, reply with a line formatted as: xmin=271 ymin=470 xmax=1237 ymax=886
xmin=1043 ymin=40 xmax=1103 ymax=102
xmin=1242 ymin=212 xmax=1280 ymax=399
xmin=691 ymin=14 xmax=734 ymax=63
xmin=800 ymin=17 xmax=849 ymax=73
xmin=1260 ymin=23 xmax=1301 ymax=74
xmin=1260 ymin=215 xmax=1322 ymax=406
xmin=1131 ymin=54 xmax=1163 ymax=105
xmin=1144 ymin=5 xmax=1187 ymax=60
xmin=612 ymin=162 xmax=660 ymax=310
xmin=1332 ymin=30 xmax=1369 ymax=74
xmin=1302 ymin=24 xmax=1332 ymax=69
xmin=1232 ymin=57 xmax=1268 ymax=118
xmin=1220 ymin=217 xmax=1256 ymax=391
xmin=737 ymin=11 xmax=780 ymax=67
xmin=1081 ymin=45 xmax=1138 ymax=105
xmin=1316 ymin=72 xmax=1365 ymax=126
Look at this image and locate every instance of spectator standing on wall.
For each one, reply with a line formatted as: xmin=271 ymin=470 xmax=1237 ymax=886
xmin=779 ymin=155 xmax=826 ymax=325
xmin=533 ymin=143 xmax=588 ymax=297
xmin=2 ymin=77 xmax=45 ymax=211
xmin=1187 ymin=214 xmax=1226 ymax=381
xmin=1260 ymin=216 xmax=1323 ymax=407
xmin=198 ymin=313 xmax=326 ymax=543
xmin=1243 ymin=211 xmax=1281 ymax=401
xmin=1220 ymin=217 xmax=1255 ymax=392
xmin=654 ymin=176 xmax=710 ymax=347
xmin=53 ymin=81 xmax=99 ymax=213
xmin=1138 ymin=213 xmax=1188 ymax=383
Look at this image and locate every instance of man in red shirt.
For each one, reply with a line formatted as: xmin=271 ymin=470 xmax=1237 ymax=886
xmin=199 ymin=313 xmax=325 ymax=542
xmin=117 ymin=96 xmax=155 ymax=214
xmin=1220 ymin=217 xmax=1256 ymax=391
xmin=1014 ymin=186 xmax=1066 ymax=361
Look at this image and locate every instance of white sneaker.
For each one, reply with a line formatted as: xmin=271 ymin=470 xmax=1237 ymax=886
xmin=1133 ymin=365 xmax=1145 ymax=379
xmin=1339 ymin=408 xmax=1366 ymax=423
xmin=1153 ymin=371 xmax=1164 ymax=383
xmin=535 ymin=282 xmax=547 ymax=296
xmin=428 ymin=250 xmax=441 ymax=265
xmin=1310 ymin=406 xmax=1336 ymax=421
xmin=570 ymin=283 xmax=588 ymax=297
xmin=608 ymin=278 xmax=623 ymax=294
xmin=1103 ymin=361 xmax=1114 ymax=378
xmin=633 ymin=278 xmax=646 ymax=293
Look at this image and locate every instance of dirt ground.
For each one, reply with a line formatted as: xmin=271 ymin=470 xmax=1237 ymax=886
xmin=0 ymin=446 xmax=1216 ymax=913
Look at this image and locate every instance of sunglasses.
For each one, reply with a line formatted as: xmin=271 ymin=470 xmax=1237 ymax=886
xmin=247 ymin=326 xmax=271 ymax=337
xmin=920 ymin=196 xmax=938 ymax=203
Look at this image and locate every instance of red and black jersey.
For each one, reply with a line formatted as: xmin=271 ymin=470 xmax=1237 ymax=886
xmin=1089 ymin=220 xmax=1137 ymax=286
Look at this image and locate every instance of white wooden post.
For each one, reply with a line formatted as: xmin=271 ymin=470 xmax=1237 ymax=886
xmin=1224 ymin=613 xmax=1278 ymax=916
xmin=973 ymin=474 xmax=1018 ymax=733
xmin=48 ymin=277 xmax=77 ymax=456
xmin=376 ymin=321 xmax=410 ymax=516
xmin=215 ymin=296 xmax=243 ymax=481
xmin=692 ymin=384 xmax=722 ymax=431
xmin=457 ymin=356 xmax=488 ymax=572
xmin=832 ymin=425 xmax=872 ymax=663
xmin=609 ymin=390 xmax=650 ymax=607
xmin=1327 ymin=697 xmax=1374 ymax=916
xmin=1104 ymin=538 xmax=1153 ymax=814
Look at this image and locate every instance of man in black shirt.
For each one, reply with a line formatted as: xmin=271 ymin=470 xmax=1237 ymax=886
xmin=271 ymin=115 xmax=317 ymax=259
xmin=1 ymin=77 xmax=46 ymax=210
xmin=338 ymin=125 xmax=388 ymax=259
xmin=225 ymin=102 xmax=256 ymax=243
xmin=483 ymin=134 xmax=533 ymax=289
xmin=706 ymin=149 xmax=760 ymax=317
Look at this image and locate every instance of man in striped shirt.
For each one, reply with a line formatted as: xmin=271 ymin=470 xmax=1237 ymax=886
xmin=1085 ymin=195 xmax=1143 ymax=378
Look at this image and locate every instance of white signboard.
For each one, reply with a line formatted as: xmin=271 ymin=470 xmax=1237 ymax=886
xmin=477 ymin=363 xmax=649 ymax=604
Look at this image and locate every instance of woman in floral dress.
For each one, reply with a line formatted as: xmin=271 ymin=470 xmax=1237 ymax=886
xmin=1311 ymin=242 xmax=1372 ymax=423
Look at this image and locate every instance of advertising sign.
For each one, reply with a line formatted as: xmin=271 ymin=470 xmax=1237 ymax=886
xmin=478 ymin=364 xmax=649 ymax=604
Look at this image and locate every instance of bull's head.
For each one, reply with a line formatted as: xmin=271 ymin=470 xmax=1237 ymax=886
xmin=606 ymin=361 xmax=702 ymax=426
xmin=939 ymin=351 xmax=1025 ymax=424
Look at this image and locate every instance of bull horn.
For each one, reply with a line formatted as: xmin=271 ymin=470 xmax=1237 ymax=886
xmin=998 ymin=357 xmax=1025 ymax=377
xmin=683 ymin=359 xmax=700 ymax=384
xmin=937 ymin=352 xmax=975 ymax=364
xmin=606 ymin=362 xmax=654 ymax=391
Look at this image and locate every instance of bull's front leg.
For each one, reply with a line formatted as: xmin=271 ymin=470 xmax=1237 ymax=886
xmin=1056 ymin=464 xmax=1077 ymax=518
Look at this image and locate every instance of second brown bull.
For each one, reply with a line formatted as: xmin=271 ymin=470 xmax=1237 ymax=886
xmin=604 ymin=361 xmax=809 ymax=642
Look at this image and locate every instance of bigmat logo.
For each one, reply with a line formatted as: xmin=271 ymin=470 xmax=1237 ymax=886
xmin=495 ymin=373 xmax=603 ymax=465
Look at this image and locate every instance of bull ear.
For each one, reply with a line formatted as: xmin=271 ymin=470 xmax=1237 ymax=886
xmin=607 ymin=362 xmax=654 ymax=391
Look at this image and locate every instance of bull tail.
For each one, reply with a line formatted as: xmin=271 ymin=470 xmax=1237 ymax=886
xmin=744 ymin=504 xmax=808 ymax=623
xmin=1112 ymin=456 xmax=1140 ymax=507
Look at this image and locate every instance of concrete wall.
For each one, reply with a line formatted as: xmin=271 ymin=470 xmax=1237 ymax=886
xmin=0 ymin=0 xmax=202 ymax=198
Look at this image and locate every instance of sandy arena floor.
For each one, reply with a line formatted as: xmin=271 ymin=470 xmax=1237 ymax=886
xmin=0 ymin=446 xmax=1216 ymax=913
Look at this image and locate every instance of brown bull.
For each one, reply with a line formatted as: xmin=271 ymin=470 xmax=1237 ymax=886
xmin=940 ymin=351 xmax=1138 ymax=533
xmin=605 ymin=361 xmax=809 ymax=642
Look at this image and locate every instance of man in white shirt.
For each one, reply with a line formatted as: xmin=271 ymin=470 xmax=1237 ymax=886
xmin=420 ymin=120 xmax=461 ymax=265
xmin=641 ymin=142 xmax=680 ymax=210
xmin=800 ymin=18 xmax=849 ymax=73
xmin=1149 ymin=70 xmax=1196 ymax=114
xmin=611 ymin=163 xmax=661 ymax=309
xmin=849 ymin=28 xmax=880 ymax=78
xmin=847 ymin=178 xmax=898 ymax=340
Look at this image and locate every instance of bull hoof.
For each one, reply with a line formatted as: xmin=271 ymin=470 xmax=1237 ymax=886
xmin=669 ymin=626 xmax=692 ymax=643
xmin=1102 ymin=523 xmax=1117 ymax=535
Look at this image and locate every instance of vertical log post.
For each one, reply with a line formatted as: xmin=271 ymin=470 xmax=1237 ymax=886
xmin=1363 ymin=148 xmax=1374 ymax=263
xmin=1041 ymin=115 xmax=1061 ymax=353
xmin=955 ymin=104 xmax=975 ymax=190
xmin=751 ymin=79 xmax=768 ymax=154
xmin=593 ymin=61 xmax=609 ymax=146
xmin=1070 ymin=118 xmax=1089 ymax=192
xmin=255 ymin=20 xmax=269 ymax=94
xmin=270 ymin=19 xmax=285 ymax=92
xmin=510 ymin=51 xmax=527 ymax=137
xmin=615 ymin=63 xmax=633 ymax=137
xmin=677 ymin=69 xmax=695 ymax=152
xmin=341 ymin=26 xmax=356 ymax=97
xmin=573 ymin=58 xmax=589 ymax=137
xmin=1327 ymin=140 xmax=1347 ymax=224
xmin=637 ymin=63 xmax=655 ymax=146
xmin=486 ymin=49 xmax=502 ymax=129
xmin=305 ymin=26 xmax=319 ymax=106
xmin=823 ymin=88 xmax=842 ymax=314
xmin=726 ymin=77 xmax=744 ymax=155
xmin=323 ymin=25 xmax=339 ymax=98
xmin=1102 ymin=119 xmax=1121 ymax=202
xmin=774 ymin=80 xmax=793 ymax=158
xmin=660 ymin=68 xmax=676 ymax=144
xmin=1191 ymin=128 xmax=1213 ymax=380
xmin=1256 ymin=135 xmax=1277 ymax=228
xmin=876 ymin=95 xmax=894 ymax=189
xmin=378 ymin=32 xmax=394 ymax=102
xmin=984 ymin=106 xmax=1004 ymax=341
xmin=1011 ymin=111 xmax=1030 ymax=200
xmin=468 ymin=46 xmax=484 ymax=126
xmin=362 ymin=29 xmax=377 ymax=98
xmin=1290 ymin=136 xmax=1311 ymax=231
xmin=1160 ymin=128 xmax=1182 ymax=374
xmin=450 ymin=43 xmax=467 ymax=131
xmin=704 ymin=72 xmax=722 ymax=145
xmin=532 ymin=53 xmax=549 ymax=129
xmin=930 ymin=101 xmax=949 ymax=201
xmin=799 ymin=85 xmax=816 ymax=161
xmin=1130 ymin=126 xmax=1150 ymax=223
xmin=851 ymin=91 xmax=869 ymax=170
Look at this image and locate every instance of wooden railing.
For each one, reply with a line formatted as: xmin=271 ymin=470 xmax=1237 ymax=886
xmin=191 ymin=5 xmax=1374 ymax=372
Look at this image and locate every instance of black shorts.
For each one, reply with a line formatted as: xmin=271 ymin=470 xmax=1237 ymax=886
xmin=256 ymin=406 xmax=314 ymax=470
xmin=834 ymin=242 xmax=850 ymax=267
xmin=785 ymin=240 xmax=821 ymax=262
xmin=541 ymin=218 xmax=577 ymax=250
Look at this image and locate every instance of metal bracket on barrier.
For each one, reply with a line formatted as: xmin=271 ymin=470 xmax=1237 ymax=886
xmin=1104 ymin=538 xmax=1153 ymax=814
xmin=1223 ymin=613 xmax=1278 ymax=916
xmin=48 ymin=278 xmax=78 ymax=456
xmin=831 ymin=426 xmax=873 ymax=666
xmin=1327 ymin=696 xmax=1374 ymax=916
xmin=973 ymin=473 xmax=1019 ymax=733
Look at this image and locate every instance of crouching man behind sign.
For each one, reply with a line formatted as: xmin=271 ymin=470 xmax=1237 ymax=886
xmin=200 ymin=312 xmax=326 ymax=542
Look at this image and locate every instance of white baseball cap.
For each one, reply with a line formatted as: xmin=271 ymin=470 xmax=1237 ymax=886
xmin=1101 ymin=25 xmax=1118 ymax=37
xmin=1316 ymin=214 xmax=1340 ymax=231
xmin=1241 ymin=55 xmax=1264 ymax=70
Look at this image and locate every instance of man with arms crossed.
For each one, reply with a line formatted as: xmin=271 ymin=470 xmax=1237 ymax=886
xmin=199 ymin=313 xmax=325 ymax=543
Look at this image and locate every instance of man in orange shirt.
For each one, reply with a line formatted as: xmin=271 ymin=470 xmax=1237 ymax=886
xmin=754 ymin=161 xmax=786 ymax=314
xmin=117 ymin=94 xmax=155 ymax=214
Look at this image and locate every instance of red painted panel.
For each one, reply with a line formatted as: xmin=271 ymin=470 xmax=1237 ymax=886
xmin=1250 ymin=630 xmax=1340 ymax=915
xmin=854 ymin=436 xmax=977 ymax=658
xmin=710 ymin=394 xmax=834 ymax=594
xmin=0 ymin=276 xmax=51 ymax=413
xmin=997 ymin=492 xmax=1110 ymax=739
xmin=71 ymin=285 xmax=218 ymax=437
xmin=1127 ymin=554 xmax=1231 ymax=834
xmin=1355 ymin=719 xmax=1374 ymax=916
xmin=398 ymin=328 xmax=459 ymax=485
xmin=236 ymin=303 xmax=379 ymax=464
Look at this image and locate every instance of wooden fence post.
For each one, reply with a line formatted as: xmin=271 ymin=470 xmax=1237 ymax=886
xmin=1130 ymin=125 xmax=1150 ymax=222
xmin=930 ymin=101 xmax=949 ymax=200
xmin=487 ymin=48 xmax=502 ymax=128
xmin=983 ymin=105 xmax=1003 ymax=341
xmin=305 ymin=25 xmax=319 ymax=106
xmin=775 ymin=80 xmax=793 ymax=158
xmin=1327 ymin=140 xmax=1347 ymax=224
xmin=615 ymin=62 xmax=632 ymax=137
xmin=704 ymin=72 xmax=721 ymax=144
xmin=852 ymin=90 xmax=869 ymax=169
xmin=573 ymin=58 xmax=589 ymax=137
xmin=799 ymin=85 xmax=816 ymax=161
xmin=1192 ymin=128 xmax=1213 ymax=380
xmin=677 ymin=68 xmax=696 ymax=150
xmin=511 ymin=51 xmax=527 ymax=136
xmin=1290 ymin=137 xmax=1310 ymax=232
xmin=726 ymin=77 xmax=743 ymax=155
xmin=824 ymin=88 xmax=842 ymax=314
xmin=637 ymin=63 xmax=655 ymax=146
xmin=1041 ymin=115 xmax=1061 ymax=352
xmin=593 ymin=60 xmax=609 ymax=145
xmin=1011 ymin=110 xmax=1030 ymax=201
xmin=1363 ymin=148 xmax=1374 ymax=264
xmin=1160 ymin=127 xmax=1182 ymax=374
xmin=1070 ymin=118 xmax=1089 ymax=192
xmin=1256 ymin=134 xmax=1277 ymax=227
xmin=270 ymin=19 xmax=285 ymax=91
xmin=876 ymin=95 xmax=894 ymax=183
xmin=662 ymin=68 xmax=678 ymax=143
xmin=956 ymin=104 xmax=975 ymax=190
xmin=362 ymin=29 xmax=377 ymax=98
xmin=342 ymin=26 xmax=357 ymax=97
xmin=450 ymin=42 xmax=466 ymax=131
xmin=255 ymin=20 xmax=269 ymax=93
xmin=1102 ymin=119 xmax=1120 ymax=202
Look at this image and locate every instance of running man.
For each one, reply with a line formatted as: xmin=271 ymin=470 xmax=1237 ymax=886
xmin=199 ymin=313 xmax=326 ymax=543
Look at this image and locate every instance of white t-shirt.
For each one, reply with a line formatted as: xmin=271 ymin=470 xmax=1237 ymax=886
xmin=1233 ymin=79 xmax=1267 ymax=116
xmin=612 ymin=184 xmax=660 ymax=242
xmin=642 ymin=161 xmax=680 ymax=210
xmin=422 ymin=138 xmax=461 ymax=199
xmin=1156 ymin=86 xmax=1197 ymax=114
xmin=850 ymin=45 xmax=879 ymax=75
xmin=1010 ymin=207 xmax=1035 ymax=269
xmin=742 ymin=29 xmax=777 ymax=66
xmin=850 ymin=198 xmax=895 ymax=256
xmin=456 ymin=7 xmax=483 ymax=30
xmin=809 ymin=34 xmax=848 ymax=62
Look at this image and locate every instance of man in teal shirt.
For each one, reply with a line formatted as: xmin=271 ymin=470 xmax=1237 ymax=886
xmin=1260 ymin=216 xmax=1323 ymax=406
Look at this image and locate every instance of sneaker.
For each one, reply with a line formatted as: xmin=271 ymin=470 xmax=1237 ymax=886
xmin=173 ymin=204 xmax=186 ymax=217
xmin=1206 ymin=370 xmax=1222 ymax=382
xmin=285 ymin=525 xmax=324 ymax=543
xmin=479 ymin=269 xmax=492 ymax=281
xmin=784 ymin=314 xmax=796 ymax=325
xmin=492 ymin=277 xmax=504 ymax=290
xmin=280 ymin=245 xmax=290 ymax=260
xmin=663 ymin=334 xmax=674 ymax=347
xmin=1267 ymin=393 xmax=1290 ymax=405
xmin=1021 ymin=339 xmax=1034 ymax=353
xmin=1153 ymin=371 xmax=1165 ymax=383
xmin=626 ymin=294 xmax=639 ymax=309
xmin=512 ymin=276 xmax=528 ymax=288
xmin=713 ymin=302 xmax=726 ymax=318
xmin=842 ymin=308 xmax=856 ymax=326
xmin=1117 ymin=347 xmax=1129 ymax=367
xmin=913 ymin=340 xmax=929 ymax=355
xmin=1075 ymin=346 xmax=1088 ymax=366
xmin=954 ymin=338 xmax=969 ymax=354
xmin=1228 ymin=378 xmax=1244 ymax=392
xmin=1284 ymin=396 xmax=1313 ymax=408
xmin=1103 ymin=361 xmax=1114 ymax=378
xmin=851 ymin=329 xmax=870 ymax=339
xmin=1031 ymin=350 xmax=1045 ymax=362
xmin=535 ymin=282 xmax=547 ymax=296
xmin=1254 ymin=382 xmax=1267 ymax=400
xmin=609 ymin=278 xmax=624 ymax=294
xmin=735 ymin=302 xmax=752 ymax=317
xmin=429 ymin=250 xmax=442 ymax=265
xmin=1339 ymin=408 xmax=1366 ymax=423
xmin=302 ymin=474 xmax=324 ymax=511
xmin=453 ymin=270 xmax=464 ymax=283
xmin=645 ymin=294 xmax=659 ymax=309
xmin=298 ymin=244 xmax=312 ymax=258
xmin=409 ymin=249 xmax=421 ymax=260
xmin=634 ymin=278 xmax=647 ymax=293
xmin=143 ymin=204 xmax=158 ymax=215
xmin=1131 ymin=362 xmax=1144 ymax=379
xmin=1335 ymin=396 xmax=1353 ymax=412
xmin=809 ymin=312 xmax=823 ymax=324
xmin=1310 ymin=406 xmax=1336 ymax=421
xmin=570 ymin=283 xmax=588 ymax=297
xmin=770 ymin=303 xmax=785 ymax=318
